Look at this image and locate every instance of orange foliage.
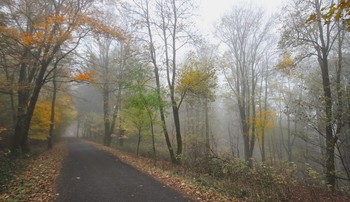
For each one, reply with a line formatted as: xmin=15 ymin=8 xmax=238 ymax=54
xmin=72 ymin=71 xmax=96 ymax=83
xmin=18 ymin=15 xmax=69 ymax=47
xmin=1 ymin=13 xmax=125 ymax=49
xmin=81 ymin=15 xmax=126 ymax=40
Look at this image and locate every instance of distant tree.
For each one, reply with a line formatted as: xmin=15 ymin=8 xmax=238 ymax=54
xmin=84 ymin=34 xmax=129 ymax=147
xmin=216 ymin=4 xmax=273 ymax=166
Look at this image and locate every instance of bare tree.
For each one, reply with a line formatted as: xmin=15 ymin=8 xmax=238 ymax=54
xmin=216 ymin=4 xmax=273 ymax=166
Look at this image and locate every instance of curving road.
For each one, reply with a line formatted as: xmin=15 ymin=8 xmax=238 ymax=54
xmin=56 ymin=138 xmax=191 ymax=202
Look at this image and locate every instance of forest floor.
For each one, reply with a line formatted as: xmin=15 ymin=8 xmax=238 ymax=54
xmin=0 ymin=140 xmax=67 ymax=201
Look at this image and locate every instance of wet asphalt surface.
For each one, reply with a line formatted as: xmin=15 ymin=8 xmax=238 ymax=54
xmin=56 ymin=138 xmax=191 ymax=202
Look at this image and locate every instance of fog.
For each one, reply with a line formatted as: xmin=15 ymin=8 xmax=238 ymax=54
xmin=0 ymin=0 xmax=349 ymax=193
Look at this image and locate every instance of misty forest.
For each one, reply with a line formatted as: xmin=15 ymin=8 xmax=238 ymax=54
xmin=1 ymin=0 xmax=350 ymax=201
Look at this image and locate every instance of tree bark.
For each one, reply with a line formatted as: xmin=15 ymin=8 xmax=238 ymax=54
xmin=204 ymin=98 xmax=210 ymax=157
xmin=48 ymin=69 xmax=57 ymax=149
xmin=171 ymin=102 xmax=182 ymax=159
xmin=103 ymin=85 xmax=111 ymax=146
xmin=319 ymin=56 xmax=336 ymax=190
xmin=136 ymin=127 xmax=141 ymax=156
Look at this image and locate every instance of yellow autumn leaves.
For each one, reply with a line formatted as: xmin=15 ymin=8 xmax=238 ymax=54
xmin=177 ymin=57 xmax=216 ymax=100
xmin=254 ymin=109 xmax=276 ymax=140
xmin=30 ymin=101 xmax=59 ymax=140
xmin=30 ymin=97 xmax=76 ymax=140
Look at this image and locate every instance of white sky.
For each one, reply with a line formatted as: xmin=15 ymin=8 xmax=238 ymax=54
xmin=196 ymin=0 xmax=285 ymax=36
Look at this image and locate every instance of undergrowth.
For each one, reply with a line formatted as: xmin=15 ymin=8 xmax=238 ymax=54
xmin=186 ymin=157 xmax=349 ymax=201
xmin=0 ymin=140 xmax=67 ymax=201
xmin=0 ymin=152 xmax=38 ymax=194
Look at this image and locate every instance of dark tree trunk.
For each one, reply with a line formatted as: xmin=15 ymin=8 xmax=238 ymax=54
xmin=145 ymin=106 xmax=157 ymax=163
xmin=103 ymin=86 xmax=111 ymax=146
xmin=204 ymin=99 xmax=210 ymax=157
xmin=48 ymin=69 xmax=57 ymax=149
xmin=171 ymin=99 xmax=182 ymax=161
xmin=146 ymin=6 xmax=176 ymax=163
xmin=136 ymin=128 xmax=141 ymax=156
xmin=249 ymin=81 xmax=257 ymax=166
xmin=77 ymin=120 xmax=80 ymax=137
xmin=150 ymin=118 xmax=156 ymax=162
xmin=319 ymin=56 xmax=336 ymax=190
xmin=23 ymin=62 xmax=51 ymax=151
xmin=12 ymin=57 xmax=30 ymax=154
xmin=159 ymin=93 xmax=176 ymax=163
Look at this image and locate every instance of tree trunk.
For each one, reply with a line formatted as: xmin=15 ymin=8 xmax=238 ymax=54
xmin=147 ymin=23 xmax=176 ymax=163
xmin=13 ymin=61 xmax=48 ymax=153
xmin=3 ymin=56 xmax=16 ymax=125
xmin=261 ymin=131 xmax=265 ymax=162
xmin=261 ymin=61 xmax=269 ymax=162
xmin=204 ymin=98 xmax=210 ymax=157
xmin=172 ymin=101 xmax=182 ymax=161
xmin=48 ymin=69 xmax=57 ymax=149
xmin=77 ymin=119 xmax=80 ymax=137
xmin=249 ymin=78 xmax=257 ymax=166
xmin=239 ymin=101 xmax=250 ymax=163
xmin=22 ymin=61 xmax=51 ymax=152
xmin=150 ymin=115 xmax=156 ymax=163
xmin=136 ymin=128 xmax=141 ymax=156
xmin=319 ymin=54 xmax=336 ymax=190
xmin=103 ymin=85 xmax=111 ymax=146
xmin=12 ymin=57 xmax=30 ymax=154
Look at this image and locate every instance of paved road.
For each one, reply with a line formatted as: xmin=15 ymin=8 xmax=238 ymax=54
xmin=56 ymin=138 xmax=191 ymax=202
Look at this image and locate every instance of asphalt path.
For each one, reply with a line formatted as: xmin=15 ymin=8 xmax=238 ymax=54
xmin=56 ymin=138 xmax=191 ymax=202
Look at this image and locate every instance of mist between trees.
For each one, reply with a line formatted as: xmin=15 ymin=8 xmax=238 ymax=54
xmin=1 ymin=0 xmax=350 ymax=193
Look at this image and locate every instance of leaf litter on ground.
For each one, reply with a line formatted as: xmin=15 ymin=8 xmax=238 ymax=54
xmin=0 ymin=140 xmax=67 ymax=202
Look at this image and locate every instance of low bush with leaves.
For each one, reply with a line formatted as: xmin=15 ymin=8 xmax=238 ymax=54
xmin=186 ymin=156 xmax=350 ymax=201
xmin=187 ymin=157 xmax=294 ymax=201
